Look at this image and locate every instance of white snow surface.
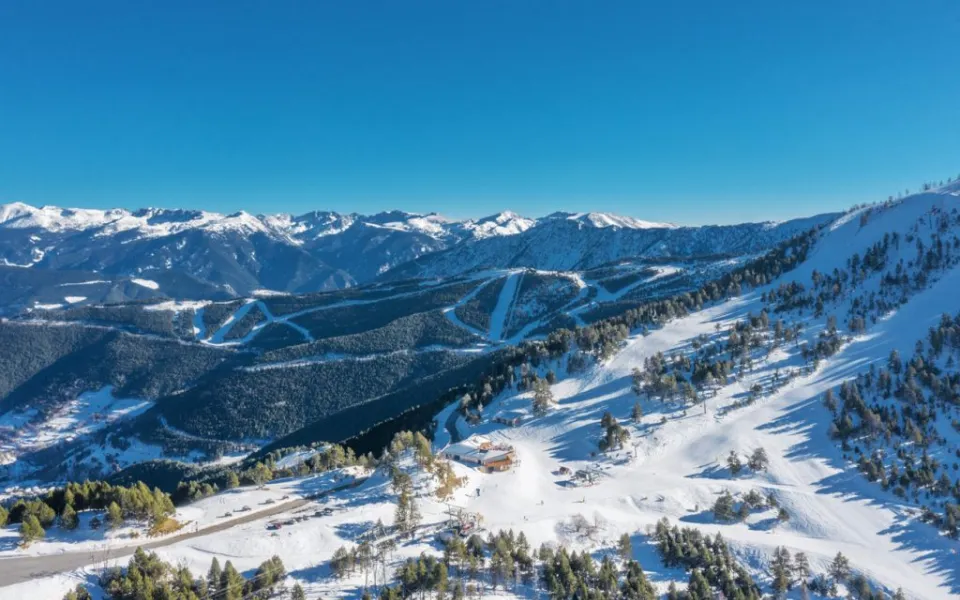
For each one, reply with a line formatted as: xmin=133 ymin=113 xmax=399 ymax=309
xmin=130 ymin=278 xmax=159 ymax=290
xmin=0 ymin=387 xmax=153 ymax=468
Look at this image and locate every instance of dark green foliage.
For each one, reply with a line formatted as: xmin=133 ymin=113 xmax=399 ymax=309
xmin=260 ymin=310 xmax=478 ymax=361
xmin=260 ymin=280 xmax=426 ymax=316
xmin=8 ymin=479 xmax=175 ymax=528
xmin=160 ymin=349 xmax=476 ymax=440
xmin=263 ymin=349 xmax=503 ymax=456
xmin=60 ymin=503 xmax=79 ymax=530
xmin=529 ymin=313 xmax=579 ymax=338
xmin=290 ymin=280 xmax=481 ymax=339
xmin=247 ymin=322 xmax=309 ymax=350
xmin=8 ymin=499 xmax=56 ymax=527
xmin=598 ymin=268 xmax=658 ymax=294
xmin=222 ymin=303 xmax=266 ymax=340
xmin=599 ymin=412 xmax=630 ymax=452
xmin=61 ymin=584 xmax=93 ymax=600
xmin=34 ymin=304 xmax=182 ymax=338
xmin=505 ymin=272 xmax=580 ymax=338
xmin=95 ymin=547 xmax=286 ymax=600
xmin=0 ymin=321 xmax=108 ymax=402
xmin=19 ymin=514 xmax=45 ymax=544
xmin=362 ymin=527 xmax=661 ymax=599
xmin=107 ymin=460 xmax=204 ymax=493
xmin=453 ymin=275 xmax=508 ymax=332
xmin=654 ymin=518 xmax=761 ymax=599
xmin=200 ymin=299 xmax=246 ymax=333
xmin=0 ymin=322 xmax=233 ymax=415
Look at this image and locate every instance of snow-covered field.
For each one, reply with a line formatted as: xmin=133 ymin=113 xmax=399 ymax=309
xmin=0 ymin=387 xmax=152 ymax=470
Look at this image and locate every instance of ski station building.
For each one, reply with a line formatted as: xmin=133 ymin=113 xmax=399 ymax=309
xmin=441 ymin=435 xmax=516 ymax=472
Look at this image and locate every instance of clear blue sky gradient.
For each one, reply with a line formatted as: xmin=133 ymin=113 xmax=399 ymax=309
xmin=2 ymin=1 xmax=959 ymax=224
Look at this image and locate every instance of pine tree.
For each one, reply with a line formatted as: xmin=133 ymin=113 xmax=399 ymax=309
xmin=533 ymin=379 xmax=554 ymax=416
xmin=60 ymin=504 xmax=79 ymax=530
xmin=207 ymin=557 xmax=222 ymax=594
xmin=407 ymin=493 xmax=422 ymax=532
xmin=793 ymin=551 xmax=810 ymax=581
xmin=713 ymin=491 xmax=735 ymax=521
xmin=61 ymin=584 xmax=92 ymax=600
xmin=220 ymin=560 xmax=245 ymax=600
xmin=106 ymin=501 xmax=123 ymax=529
xmin=727 ymin=451 xmax=743 ymax=475
xmin=687 ymin=569 xmax=712 ymax=599
xmin=291 ymin=583 xmax=306 ymax=600
xmin=394 ymin=490 xmax=410 ymax=533
xmin=226 ymin=471 xmax=240 ymax=489
xmin=631 ymin=401 xmax=643 ymax=422
xmin=19 ymin=515 xmax=45 ymax=545
xmin=828 ymin=551 xmax=850 ymax=583
xmin=771 ymin=546 xmax=792 ymax=596
xmin=748 ymin=447 xmax=769 ymax=471
xmin=617 ymin=532 xmax=633 ymax=561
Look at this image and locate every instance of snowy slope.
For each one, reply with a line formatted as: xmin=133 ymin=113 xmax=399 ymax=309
xmin=9 ymin=185 xmax=960 ymax=600
xmin=0 ymin=200 xmax=838 ymax=297
xmin=381 ymin=212 xmax=841 ymax=282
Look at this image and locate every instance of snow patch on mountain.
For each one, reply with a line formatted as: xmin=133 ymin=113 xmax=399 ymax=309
xmin=130 ymin=278 xmax=160 ymax=290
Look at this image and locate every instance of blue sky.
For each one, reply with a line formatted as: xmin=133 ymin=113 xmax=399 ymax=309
xmin=1 ymin=1 xmax=958 ymax=224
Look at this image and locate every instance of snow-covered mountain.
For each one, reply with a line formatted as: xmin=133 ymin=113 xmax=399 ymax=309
xmin=382 ymin=211 xmax=839 ymax=281
xmin=7 ymin=184 xmax=960 ymax=600
xmin=0 ymin=201 xmax=834 ymax=301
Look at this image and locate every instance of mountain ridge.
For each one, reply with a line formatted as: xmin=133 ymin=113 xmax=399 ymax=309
xmin=0 ymin=200 xmax=841 ymax=301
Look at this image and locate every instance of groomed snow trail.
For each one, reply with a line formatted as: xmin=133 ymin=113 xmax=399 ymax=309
xmin=488 ymin=271 xmax=522 ymax=341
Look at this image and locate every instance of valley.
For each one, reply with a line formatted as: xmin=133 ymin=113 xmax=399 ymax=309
xmin=1 ymin=185 xmax=959 ymax=599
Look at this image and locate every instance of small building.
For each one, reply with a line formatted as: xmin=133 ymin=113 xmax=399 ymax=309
xmin=441 ymin=436 xmax=516 ymax=473
xmin=493 ymin=410 xmax=525 ymax=427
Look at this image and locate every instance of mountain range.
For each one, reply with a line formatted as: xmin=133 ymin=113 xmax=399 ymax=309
xmin=0 ymin=201 xmax=838 ymax=308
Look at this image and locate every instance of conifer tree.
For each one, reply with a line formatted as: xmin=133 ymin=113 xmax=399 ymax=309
xmin=19 ymin=514 xmax=45 ymax=545
xmin=60 ymin=504 xmax=79 ymax=530
xmin=107 ymin=501 xmax=123 ymax=529
xmin=617 ymin=532 xmax=633 ymax=561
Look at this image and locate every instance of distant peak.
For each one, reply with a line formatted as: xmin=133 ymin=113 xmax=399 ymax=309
xmin=464 ymin=210 xmax=535 ymax=239
xmin=545 ymin=211 xmax=675 ymax=229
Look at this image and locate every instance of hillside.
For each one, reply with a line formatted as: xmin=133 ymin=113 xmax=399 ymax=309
xmin=380 ymin=212 xmax=839 ymax=282
xmin=0 ymin=253 xmax=751 ymax=484
xmin=4 ymin=187 xmax=960 ymax=599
